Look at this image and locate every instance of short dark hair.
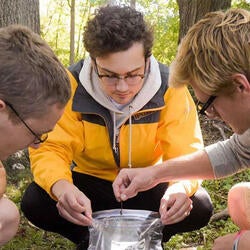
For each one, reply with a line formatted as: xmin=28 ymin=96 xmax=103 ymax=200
xmin=83 ymin=5 xmax=154 ymax=59
xmin=0 ymin=24 xmax=71 ymax=122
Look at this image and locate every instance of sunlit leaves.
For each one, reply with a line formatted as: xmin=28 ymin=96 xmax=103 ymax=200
xmin=40 ymin=0 xmax=180 ymax=66
xmin=232 ymin=0 xmax=250 ymax=9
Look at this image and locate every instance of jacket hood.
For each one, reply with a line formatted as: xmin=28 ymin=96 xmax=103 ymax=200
xmin=78 ymin=56 xmax=162 ymax=128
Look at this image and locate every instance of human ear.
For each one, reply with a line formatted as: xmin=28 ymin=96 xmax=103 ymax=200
xmin=0 ymin=100 xmax=7 ymax=111
xmin=232 ymin=74 xmax=250 ymax=93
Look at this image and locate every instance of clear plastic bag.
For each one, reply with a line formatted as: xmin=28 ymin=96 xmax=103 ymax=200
xmin=88 ymin=209 xmax=163 ymax=250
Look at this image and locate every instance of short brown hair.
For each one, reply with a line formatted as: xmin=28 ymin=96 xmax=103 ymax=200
xmin=83 ymin=5 xmax=154 ymax=59
xmin=0 ymin=24 xmax=71 ymax=122
xmin=170 ymin=8 xmax=250 ymax=96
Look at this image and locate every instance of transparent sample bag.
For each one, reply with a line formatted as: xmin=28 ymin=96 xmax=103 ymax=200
xmin=88 ymin=209 xmax=163 ymax=250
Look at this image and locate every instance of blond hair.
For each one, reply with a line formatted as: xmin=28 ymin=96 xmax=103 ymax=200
xmin=170 ymin=8 xmax=250 ymax=96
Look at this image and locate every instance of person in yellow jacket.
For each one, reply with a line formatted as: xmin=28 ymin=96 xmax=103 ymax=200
xmin=21 ymin=5 xmax=213 ymax=249
xmin=0 ymin=25 xmax=71 ymax=246
xmin=112 ymin=8 xmax=250 ymax=250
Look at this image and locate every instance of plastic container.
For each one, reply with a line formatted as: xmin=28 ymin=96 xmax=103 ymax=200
xmin=88 ymin=209 xmax=163 ymax=250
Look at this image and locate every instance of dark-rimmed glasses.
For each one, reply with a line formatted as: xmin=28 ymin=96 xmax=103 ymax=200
xmin=197 ymin=96 xmax=216 ymax=115
xmin=5 ymin=101 xmax=48 ymax=144
xmin=94 ymin=60 xmax=146 ymax=86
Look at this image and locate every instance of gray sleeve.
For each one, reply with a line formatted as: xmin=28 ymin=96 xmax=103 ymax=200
xmin=204 ymin=128 xmax=250 ymax=178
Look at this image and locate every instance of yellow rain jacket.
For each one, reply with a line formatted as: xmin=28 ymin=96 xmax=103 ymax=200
xmin=29 ymin=57 xmax=203 ymax=199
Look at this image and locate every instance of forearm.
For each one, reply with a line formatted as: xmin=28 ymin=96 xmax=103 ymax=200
xmin=153 ymin=150 xmax=215 ymax=183
xmin=0 ymin=162 xmax=6 ymax=197
xmin=213 ymin=231 xmax=250 ymax=249
xmin=113 ymin=144 xmax=215 ymax=201
xmin=237 ymin=231 xmax=250 ymax=250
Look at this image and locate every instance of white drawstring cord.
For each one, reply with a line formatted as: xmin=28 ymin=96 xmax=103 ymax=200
xmin=128 ymin=105 xmax=132 ymax=168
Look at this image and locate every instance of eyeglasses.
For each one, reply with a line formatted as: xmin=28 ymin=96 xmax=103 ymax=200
xmin=94 ymin=60 xmax=146 ymax=86
xmin=197 ymin=96 xmax=216 ymax=115
xmin=5 ymin=101 xmax=48 ymax=144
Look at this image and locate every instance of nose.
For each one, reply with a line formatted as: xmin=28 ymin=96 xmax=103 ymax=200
xmin=116 ymin=78 xmax=129 ymax=92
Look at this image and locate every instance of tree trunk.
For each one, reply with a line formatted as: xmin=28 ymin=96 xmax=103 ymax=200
xmin=0 ymin=0 xmax=40 ymax=34
xmin=106 ymin=0 xmax=118 ymax=5
xmin=130 ymin=0 xmax=136 ymax=8
xmin=69 ymin=0 xmax=75 ymax=65
xmin=177 ymin=0 xmax=231 ymax=43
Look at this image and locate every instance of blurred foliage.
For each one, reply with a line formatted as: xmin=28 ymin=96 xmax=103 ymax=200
xmin=40 ymin=0 xmax=250 ymax=67
xmin=40 ymin=0 xmax=179 ymax=66
xmin=232 ymin=0 xmax=250 ymax=9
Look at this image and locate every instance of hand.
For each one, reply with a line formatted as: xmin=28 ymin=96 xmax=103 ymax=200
xmin=159 ymin=184 xmax=193 ymax=225
xmin=112 ymin=166 xmax=158 ymax=201
xmin=212 ymin=233 xmax=236 ymax=250
xmin=52 ymin=180 xmax=92 ymax=226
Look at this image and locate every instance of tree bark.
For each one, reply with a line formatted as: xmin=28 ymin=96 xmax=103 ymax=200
xmin=106 ymin=0 xmax=118 ymax=5
xmin=69 ymin=0 xmax=75 ymax=65
xmin=0 ymin=0 xmax=40 ymax=33
xmin=130 ymin=0 xmax=136 ymax=8
xmin=177 ymin=0 xmax=231 ymax=43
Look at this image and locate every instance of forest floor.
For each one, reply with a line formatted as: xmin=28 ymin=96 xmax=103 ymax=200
xmin=2 ymin=114 xmax=249 ymax=250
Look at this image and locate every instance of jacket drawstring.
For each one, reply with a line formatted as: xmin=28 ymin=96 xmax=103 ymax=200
xmin=112 ymin=112 xmax=118 ymax=153
xmin=128 ymin=105 xmax=132 ymax=168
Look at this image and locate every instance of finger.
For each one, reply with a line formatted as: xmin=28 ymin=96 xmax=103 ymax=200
xmin=113 ymin=183 xmax=127 ymax=202
xmin=78 ymin=196 xmax=92 ymax=219
xmin=162 ymin=204 xmax=192 ymax=225
xmin=160 ymin=195 xmax=176 ymax=217
xmin=161 ymin=200 xmax=192 ymax=224
xmin=58 ymin=194 xmax=84 ymax=213
xmin=161 ymin=206 xmax=191 ymax=225
xmin=112 ymin=178 xmax=122 ymax=200
xmin=166 ymin=201 xmax=190 ymax=219
xmin=162 ymin=211 xmax=189 ymax=225
xmin=56 ymin=203 xmax=92 ymax=226
xmin=59 ymin=191 xmax=93 ymax=221
xmin=120 ymin=181 xmax=139 ymax=201
xmin=159 ymin=196 xmax=169 ymax=219
xmin=112 ymin=174 xmax=130 ymax=201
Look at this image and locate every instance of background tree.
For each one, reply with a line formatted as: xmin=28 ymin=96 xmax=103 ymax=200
xmin=41 ymin=0 xmax=106 ymax=65
xmin=0 ymin=0 xmax=40 ymax=33
xmin=130 ymin=0 xmax=136 ymax=8
xmin=69 ymin=0 xmax=75 ymax=65
xmin=177 ymin=0 xmax=231 ymax=43
xmin=106 ymin=0 xmax=118 ymax=5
